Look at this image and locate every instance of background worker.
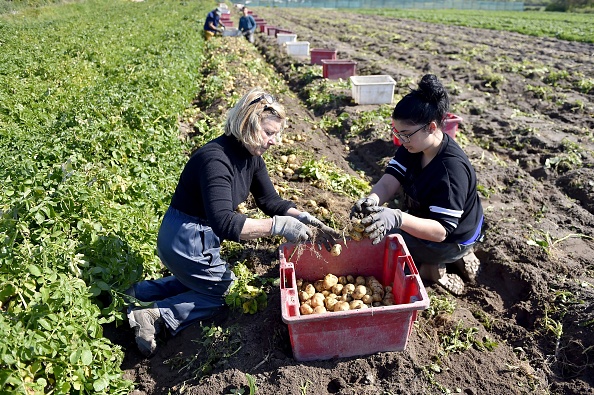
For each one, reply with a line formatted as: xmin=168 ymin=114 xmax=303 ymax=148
xmin=127 ymin=87 xmax=340 ymax=357
xmin=203 ymin=7 xmax=223 ymax=41
xmin=238 ymin=6 xmax=256 ymax=43
xmin=351 ymin=74 xmax=484 ymax=296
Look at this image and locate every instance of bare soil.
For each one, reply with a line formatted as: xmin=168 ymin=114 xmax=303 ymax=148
xmin=111 ymin=10 xmax=594 ymax=395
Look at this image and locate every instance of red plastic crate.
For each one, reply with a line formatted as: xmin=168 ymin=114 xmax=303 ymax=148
xmin=321 ymin=59 xmax=357 ymax=80
xmin=279 ymin=234 xmax=429 ymax=361
xmin=267 ymin=27 xmax=277 ymax=37
xmin=310 ymin=48 xmax=337 ymax=65
xmin=392 ymin=112 xmax=463 ymax=146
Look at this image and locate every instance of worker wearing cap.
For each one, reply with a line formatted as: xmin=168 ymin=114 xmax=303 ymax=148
xmin=204 ymin=7 xmax=223 ymax=41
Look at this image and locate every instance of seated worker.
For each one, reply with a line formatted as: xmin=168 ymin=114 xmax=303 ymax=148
xmin=127 ymin=87 xmax=340 ymax=357
xmin=203 ymin=7 xmax=223 ymax=41
xmin=238 ymin=6 xmax=256 ymax=43
xmin=351 ymin=74 xmax=484 ymax=296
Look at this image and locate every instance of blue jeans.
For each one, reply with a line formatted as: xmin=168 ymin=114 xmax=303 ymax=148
xmin=129 ymin=207 xmax=235 ymax=335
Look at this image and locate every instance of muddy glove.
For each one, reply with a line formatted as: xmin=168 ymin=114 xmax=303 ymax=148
xmin=350 ymin=195 xmax=379 ymax=219
xmin=361 ymin=206 xmax=403 ymax=245
xmin=271 ymin=216 xmax=312 ymax=243
xmin=297 ymin=212 xmax=341 ymax=251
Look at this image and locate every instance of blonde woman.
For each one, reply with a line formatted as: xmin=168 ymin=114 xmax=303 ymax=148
xmin=128 ymin=88 xmax=339 ymax=356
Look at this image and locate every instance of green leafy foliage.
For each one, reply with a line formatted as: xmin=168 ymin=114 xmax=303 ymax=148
xmin=0 ymin=0 xmax=229 ymax=392
xmin=297 ymin=158 xmax=370 ymax=199
xmin=225 ymin=262 xmax=269 ymax=314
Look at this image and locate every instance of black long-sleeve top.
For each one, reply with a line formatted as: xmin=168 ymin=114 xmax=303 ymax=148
xmin=170 ymin=134 xmax=295 ymax=242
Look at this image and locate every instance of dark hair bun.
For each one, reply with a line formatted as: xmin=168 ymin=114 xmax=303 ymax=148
xmin=417 ymin=74 xmax=447 ymax=104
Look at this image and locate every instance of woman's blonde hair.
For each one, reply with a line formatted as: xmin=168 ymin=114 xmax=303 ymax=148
xmin=224 ymin=87 xmax=286 ymax=150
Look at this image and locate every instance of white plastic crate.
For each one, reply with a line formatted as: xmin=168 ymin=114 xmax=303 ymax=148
xmin=285 ymin=41 xmax=310 ymax=57
xmin=276 ymin=33 xmax=297 ymax=45
xmin=350 ymin=75 xmax=396 ymax=105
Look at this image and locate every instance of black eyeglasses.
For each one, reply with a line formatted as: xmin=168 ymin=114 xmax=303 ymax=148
xmin=391 ymin=122 xmax=429 ymax=143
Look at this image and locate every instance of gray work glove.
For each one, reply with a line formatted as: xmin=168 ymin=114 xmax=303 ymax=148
xmin=271 ymin=216 xmax=312 ymax=243
xmin=297 ymin=212 xmax=341 ymax=251
xmin=350 ymin=196 xmax=379 ymax=219
xmin=361 ymin=206 xmax=403 ymax=245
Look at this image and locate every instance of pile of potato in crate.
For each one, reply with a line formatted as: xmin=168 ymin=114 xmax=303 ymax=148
xmin=297 ymin=273 xmax=395 ymax=315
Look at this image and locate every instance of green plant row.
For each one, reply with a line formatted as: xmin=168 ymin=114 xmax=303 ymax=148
xmin=0 ymin=0 xmax=226 ymax=393
xmin=351 ymin=9 xmax=594 ymax=43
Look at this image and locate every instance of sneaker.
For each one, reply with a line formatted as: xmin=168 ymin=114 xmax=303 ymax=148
xmin=436 ymin=273 xmax=465 ymax=296
xmin=128 ymin=306 xmax=163 ymax=357
xmin=453 ymin=251 xmax=481 ymax=282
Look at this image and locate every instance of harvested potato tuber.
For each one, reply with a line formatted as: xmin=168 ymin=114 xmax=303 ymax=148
xmin=324 ymin=297 xmax=338 ymax=310
xmin=330 ymin=244 xmax=342 ymax=256
xmin=338 ymin=276 xmax=347 ymax=285
xmin=314 ymin=280 xmax=325 ymax=293
xmin=322 ymin=273 xmax=339 ymax=290
xmin=352 ymin=285 xmax=367 ymax=300
xmin=346 ymin=275 xmax=355 ymax=284
xmin=355 ymin=276 xmax=366 ymax=285
xmin=349 ymin=300 xmax=364 ymax=309
xmin=300 ymin=304 xmax=313 ymax=315
xmin=351 ymin=218 xmax=365 ymax=233
xmin=299 ymin=291 xmax=310 ymax=303
xmin=333 ymin=301 xmax=350 ymax=312
xmin=296 ymin=278 xmax=303 ymax=289
xmin=311 ymin=293 xmax=325 ymax=308
xmin=313 ymin=306 xmax=327 ymax=314
xmin=361 ymin=294 xmax=373 ymax=304
xmin=340 ymin=294 xmax=353 ymax=303
xmin=331 ymin=283 xmax=344 ymax=295
xmin=304 ymin=284 xmax=316 ymax=298
xmin=349 ymin=231 xmax=363 ymax=241
xmin=342 ymin=283 xmax=355 ymax=295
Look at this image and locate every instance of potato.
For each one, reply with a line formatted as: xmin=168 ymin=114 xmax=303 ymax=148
xmin=298 ymin=291 xmax=310 ymax=303
xmin=352 ymin=285 xmax=367 ymax=300
xmin=385 ymin=286 xmax=393 ymax=293
xmin=340 ymin=294 xmax=353 ymax=303
xmin=372 ymin=301 xmax=383 ymax=307
xmin=311 ymin=293 xmax=325 ymax=308
xmin=300 ymin=304 xmax=313 ymax=315
xmin=322 ymin=290 xmax=330 ymax=297
xmin=280 ymin=155 xmax=289 ymax=163
xmin=324 ymin=297 xmax=338 ymax=310
xmin=338 ymin=276 xmax=348 ymax=285
xmin=355 ymin=276 xmax=366 ymax=286
xmin=313 ymin=305 xmax=327 ymax=314
xmin=322 ymin=273 xmax=338 ymax=290
xmin=346 ymin=275 xmax=355 ymax=284
xmin=287 ymin=154 xmax=297 ymax=164
xmin=361 ymin=294 xmax=373 ymax=304
xmin=372 ymin=293 xmax=383 ymax=303
xmin=349 ymin=300 xmax=364 ymax=309
xmin=382 ymin=298 xmax=395 ymax=306
xmin=349 ymin=231 xmax=363 ymax=241
xmin=351 ymin=218 xmax=365 ymax=233
xmin=333 ymin=301 xmax=350 ymax=312
xmin=342 ymin=283 xmax=355 ymax=295
xmin=365 ymin=276 xmax=379 ymax=286
xmin=330 ymin=244 xmax=342 ymax=256
xmin=296 ymin=278 xmax=303 ymax=289
xmin=331 ymin=283 xmax=344 ymax=295
xmin=304 ymin=284 xmax=316 ymax=297
xmin=314 ymin=280 xmax=325 ymax=293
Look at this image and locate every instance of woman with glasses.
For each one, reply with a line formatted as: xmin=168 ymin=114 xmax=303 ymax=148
xmin=351 ymin=74 xmax=484 ymax=296
xmin=127 ymin=87 xmax=340 ymax=357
